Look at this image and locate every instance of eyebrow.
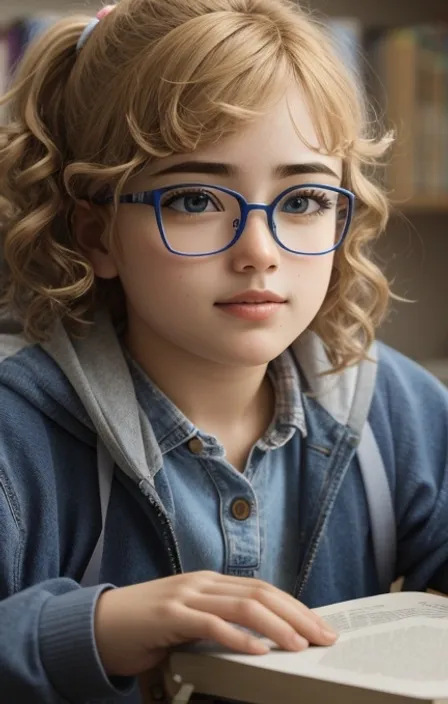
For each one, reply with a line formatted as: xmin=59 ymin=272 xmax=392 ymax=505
xmin=151 ymin=160 xmax=341 ymax=180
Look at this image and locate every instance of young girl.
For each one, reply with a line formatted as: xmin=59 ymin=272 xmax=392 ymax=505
xmin=1 ymin=0 xmax=447 ymax=702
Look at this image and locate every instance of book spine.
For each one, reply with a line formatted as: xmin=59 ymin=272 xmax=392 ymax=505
xmin=416 ymin=26 xmax=445 ymax=198
xmin=1 ymin=14 xmax=60 ymax=86
xmin=0 ymin=30 xmax=8 ymax=124
xmin=380 ymin=28 xmax=418 ymax=202
xmin=442 ymin=31 xmax=448 ymax=195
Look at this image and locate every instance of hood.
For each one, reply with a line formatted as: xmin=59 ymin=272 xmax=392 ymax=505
xmin=0 ymin=310 xmax=161 ymax=489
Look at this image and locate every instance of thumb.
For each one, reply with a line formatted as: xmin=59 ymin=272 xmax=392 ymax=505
xmin=144 ymin=648 xmax=169 ymax=670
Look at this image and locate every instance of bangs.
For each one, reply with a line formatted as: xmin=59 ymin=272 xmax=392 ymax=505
xmin=126 ymin=15 xmax=292 ymax=156
xmin=112 ymin=14 xmax=361 ymax=166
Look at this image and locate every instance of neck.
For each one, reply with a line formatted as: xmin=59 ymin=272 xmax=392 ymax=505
xmin=124 ymin=319 xmax=274 ymax=454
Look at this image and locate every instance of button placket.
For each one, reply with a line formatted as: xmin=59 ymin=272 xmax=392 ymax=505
xmin=202 ymin=461 xmax=260 ymax=571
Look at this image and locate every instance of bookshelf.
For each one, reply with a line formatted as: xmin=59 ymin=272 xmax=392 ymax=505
xmin=1 ymin=0 xmax=448 ymax=378
xmin=313 ymin=0 xmax=448 ymax=374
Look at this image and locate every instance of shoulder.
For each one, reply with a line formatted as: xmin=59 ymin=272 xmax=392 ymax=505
xmin=0 ymin=340 xmax=54 ymax=433
xmin=0 ymin=352 xmax=97 ymax=541
xmin=369 ymin=341 xmax=448 ymax=491
xmin=373 ymin=341 xmax=448 ymax=417
xmin=0 ymin=338 xmax=95 ymax=491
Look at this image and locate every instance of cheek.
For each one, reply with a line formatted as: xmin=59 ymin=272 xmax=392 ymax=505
xmin=286 ymin=254 xmax=334 ymax=333
xmin=113 ymin=213 xmax=212 ymax=318
xmin=291 ymin=254 xmax=334 ymax=303
xmin=114 ymin=212 xmax=174 ymax=290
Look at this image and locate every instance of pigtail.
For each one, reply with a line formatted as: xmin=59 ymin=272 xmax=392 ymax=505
xmin=0 ymin=17 xmax=95 ymax=340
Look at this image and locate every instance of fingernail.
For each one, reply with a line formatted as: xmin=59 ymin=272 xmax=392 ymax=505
xmin=291 ymin=633 xmax=309 ymax=650
xmin=321 ymin=627 xmax=338 ymax=641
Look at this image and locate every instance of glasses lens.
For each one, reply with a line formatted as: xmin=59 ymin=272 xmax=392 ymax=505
xmin=273 ymin=187 xmax=350 ymax=254
xmin=159 ymin=186 xmax=241 ymax=255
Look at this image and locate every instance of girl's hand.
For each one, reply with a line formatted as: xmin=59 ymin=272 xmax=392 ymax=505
xmin=94 ymin=571 xmax=338 ymax=676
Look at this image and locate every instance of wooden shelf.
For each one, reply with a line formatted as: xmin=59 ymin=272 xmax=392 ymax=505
xmin=392 ymin=197 xmax=448 ymax=214
xmin=310 ymin=0 xmax=447 ymax=26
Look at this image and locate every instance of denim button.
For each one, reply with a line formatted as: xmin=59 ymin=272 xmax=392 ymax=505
xmin=188 ymin=437 xmax=203 ymax=454
xmin=230 ymin=498 xmax=251 ymax=521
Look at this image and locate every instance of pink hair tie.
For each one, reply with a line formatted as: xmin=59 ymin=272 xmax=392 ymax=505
xmin=96 ymin=5 xmax=115 ymax=19
xmin=76 ymin=5 xmax=115 ymax=52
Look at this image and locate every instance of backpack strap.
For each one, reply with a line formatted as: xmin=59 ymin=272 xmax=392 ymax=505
xmin=358 ymin=421 xmax=396 ymax=589
xmin=80 ymin=437 xmax=114 ymax=587
xmin=347 ymin=346 xmax=396 ymax=589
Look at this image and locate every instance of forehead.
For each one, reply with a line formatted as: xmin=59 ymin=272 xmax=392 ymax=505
xmin=145 ymin=85 xmax=342 ymax=181
xmin=217 ymin=86 xmax=322 ymax=155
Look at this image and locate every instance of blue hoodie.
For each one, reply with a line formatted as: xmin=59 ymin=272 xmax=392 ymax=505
xmin=0 ymin=311 xmax=448 ymax=703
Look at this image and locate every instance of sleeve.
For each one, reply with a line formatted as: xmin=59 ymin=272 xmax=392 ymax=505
xmin=370 ymin=345 xmax=448 ymax=593
xmin=0 ymin=472 xmax=136 ymax=703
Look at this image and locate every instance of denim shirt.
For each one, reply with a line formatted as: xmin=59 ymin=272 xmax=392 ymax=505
xmin=127 ymin=350 xmax=305 ymax=594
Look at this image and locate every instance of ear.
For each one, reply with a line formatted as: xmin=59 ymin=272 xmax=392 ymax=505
xmin=73 ymin=201 xmax=119 ymax=280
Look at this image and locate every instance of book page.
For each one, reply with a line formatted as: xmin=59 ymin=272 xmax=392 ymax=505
xmin=193 ymin=592 xmax=448 ymax=699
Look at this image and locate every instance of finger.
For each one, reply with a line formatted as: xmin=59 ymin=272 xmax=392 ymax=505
xmin=198 ymin=580 xmax=336 ymax=641
xmin=174 ymin=608 xmax=271 ymax=655
xmin=209 ymin=574 xmax=331 ymax=630
xmin=186 ymin=595 xmax=313 ymax=651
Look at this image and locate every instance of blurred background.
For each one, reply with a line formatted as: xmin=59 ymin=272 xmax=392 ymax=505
xmin=1 ymin=0 xmax=448 ymax=383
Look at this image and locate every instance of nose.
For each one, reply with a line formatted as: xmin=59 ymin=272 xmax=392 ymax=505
xmin=230 ymin=208 xmax=281 ymax=273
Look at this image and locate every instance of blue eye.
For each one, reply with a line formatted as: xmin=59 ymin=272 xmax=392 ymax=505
xmin=282 ymin=196 xmax=315 ymax=214
xmin=162 ymin=190 xmax=221 ymax=214
xmin=279 ymin=189 xmax=334 ymax=216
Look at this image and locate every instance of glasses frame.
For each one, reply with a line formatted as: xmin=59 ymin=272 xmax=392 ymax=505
xmin=96 ymin=182 xmax=355 ymax=257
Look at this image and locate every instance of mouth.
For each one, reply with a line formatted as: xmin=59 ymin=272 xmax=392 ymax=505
xmin=214 ymin=291 xmax=287 ymax=321
xmin=216 ymin=290 xmax=287 ymax=305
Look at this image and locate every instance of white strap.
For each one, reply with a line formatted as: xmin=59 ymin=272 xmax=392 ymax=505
xmin=80 ymin=438 xmax=114 ymax=587
xmin=357 ymin=422 xmax=396 ymax=590
xmin=172 ymin=684 xmax=195 ymax=704
xmin=347 ymin=343 xmax=378 ymax=437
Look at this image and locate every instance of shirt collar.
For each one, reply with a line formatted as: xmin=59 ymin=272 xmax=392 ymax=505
xmin=258 ymin=348 xmax=306 ymax=450
xmin=126 ymin=347 xmax=306 ymax=457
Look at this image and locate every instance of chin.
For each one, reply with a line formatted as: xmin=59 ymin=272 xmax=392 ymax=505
xmin=210 ymin=337 xmax=294 ymax=368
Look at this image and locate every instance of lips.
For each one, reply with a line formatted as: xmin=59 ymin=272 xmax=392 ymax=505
xmin=214 ymin=290 xmax=287 ymax=322
xmin=216 ymin=290 xmax=286 ymax=305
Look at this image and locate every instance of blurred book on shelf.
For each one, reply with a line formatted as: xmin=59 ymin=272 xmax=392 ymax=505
xmin=0 ymin=15 xmax=59 ymax=121
xmin=0 ymin=30 xmax=8 ymax=123
xmin=368 ymin=24 xmax=448 ymax=208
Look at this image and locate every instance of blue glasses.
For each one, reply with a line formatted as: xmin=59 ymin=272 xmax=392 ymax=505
xmin=95 ymin=183 xmax=355 ymax=257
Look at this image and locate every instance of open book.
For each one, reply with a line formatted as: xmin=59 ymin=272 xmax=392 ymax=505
xmin=168 ymin=591 xmax=448 ymax=704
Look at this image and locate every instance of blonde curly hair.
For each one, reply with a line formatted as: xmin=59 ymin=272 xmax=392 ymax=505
xmin=0 ymin=0 xmax=392 ymax=371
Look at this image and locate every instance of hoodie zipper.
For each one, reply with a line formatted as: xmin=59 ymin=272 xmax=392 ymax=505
xmin=139 ymin=479 xmax=183 ymax=575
